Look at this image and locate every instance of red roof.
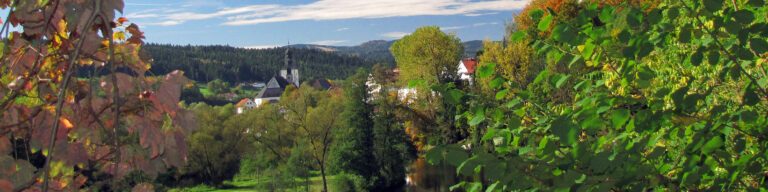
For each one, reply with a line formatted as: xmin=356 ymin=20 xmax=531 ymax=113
xmin=235 ymin=98 xmax=251 ymax=107
xmin=461 ymin=58 xmax=477 ymax=74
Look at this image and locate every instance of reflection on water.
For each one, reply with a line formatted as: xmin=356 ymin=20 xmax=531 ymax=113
xmin=401 ymin=158 xmax=459 ymax=192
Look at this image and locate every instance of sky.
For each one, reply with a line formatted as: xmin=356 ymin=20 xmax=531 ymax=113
xmin=120 ymin=0 xmax=530 ymax=48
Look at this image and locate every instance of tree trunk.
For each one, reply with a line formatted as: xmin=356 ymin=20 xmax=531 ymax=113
xmin=320 ymin=164 xmax=329 ymax=192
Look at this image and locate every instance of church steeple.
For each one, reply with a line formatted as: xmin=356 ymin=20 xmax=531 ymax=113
xmin=280 ymin=48 xmax=300 ymax=87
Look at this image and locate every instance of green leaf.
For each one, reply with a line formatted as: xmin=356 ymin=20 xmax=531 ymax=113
xmin=489 ymin=77 xmax=504 ymax=89
xmin=555 ymin=75 xmax=570 ymax=89
xmin=495 ymin=89 xmax=509 ymax=100
xmin=486 ymin=181 xmax=500 ymax=192
xmin=449 ymin=182 xmax=465 ymax=191
xmin=703 ymin=0 xmax=724 ymax=12
xmin=707 ymin=50 xmax=720 ymax=65
xmin=551 ymin=116 xmax=577 ymax=145
xmin=445 ymin=146 xmax=469 ymax=166
xmin=482 ymin=128 xmax=497 ymax=141
xmin=750 ymin=38 xmax=768 ymax=54
xmin=743 ymin=81 xmax=760 ymax=106
xmin=679 ymin=26 xmax=692 ymax=43
xmin=467 ymin=182 xmax=483 ymax=192
xmin=538 ymin=15 xmax=554 ymax=31
xmin=425 ymin=146 xmax=444 ymax=165
xmin=447 ymin=89 xmax=464 ymax=104
xmin=701 ymin=136 xmax=724 ymax=154
xmin=477 ymin=63 xmax=496 ymax=78
xmin=407 ymin=79 xmax=425 ymax=88
xmin=469 ymin=108 xmax=486 ymax=126
xmin=748 ymin=0 xmax=764 ymax=6
xmin=690 ymin=47 xmax=704 ymax=66
xmin=611 ymin=109 xmax=631 ymax=129
xmin=733 ymin=10 xmax=755 ymax=24
xmin=511 ymin=31 xmax=526 ymax=42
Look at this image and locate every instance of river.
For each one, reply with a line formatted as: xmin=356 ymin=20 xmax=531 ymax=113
xmin=400 ymin=158 xmax=459 ymax=192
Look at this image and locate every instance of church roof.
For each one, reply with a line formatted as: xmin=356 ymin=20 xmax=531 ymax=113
xmin=257 ymin=87 xmax=284 ymax=98
xmin=266 ymin=75 xmax=290 ymax=89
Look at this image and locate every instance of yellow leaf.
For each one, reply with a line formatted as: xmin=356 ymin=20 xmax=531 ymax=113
xmin=113 ymin=31 xmax=126 ymax=41
xmin=59 ymin=117 xmax=73 ymax=129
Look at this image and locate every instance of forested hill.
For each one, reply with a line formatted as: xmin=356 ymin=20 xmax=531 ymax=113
xmin=144 ymin=44 xmax=376 ymax=83
xmin=287 ymin=40 xmax=484 ymax=66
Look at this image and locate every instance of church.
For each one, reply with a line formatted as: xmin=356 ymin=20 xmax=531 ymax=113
xmin=236 ymin=48 xmax=299 ymax=113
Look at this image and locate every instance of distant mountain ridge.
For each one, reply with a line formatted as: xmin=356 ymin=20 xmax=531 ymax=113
xmin=286 ymin=40 xmax=484 ymax=66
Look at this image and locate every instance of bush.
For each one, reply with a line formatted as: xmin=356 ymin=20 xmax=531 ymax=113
xmin=332 ymin=173 xmax=368 ymax=192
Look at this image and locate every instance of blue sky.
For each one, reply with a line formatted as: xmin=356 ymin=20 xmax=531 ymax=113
xmin=121 ymin=0 xmax=530 ymax=47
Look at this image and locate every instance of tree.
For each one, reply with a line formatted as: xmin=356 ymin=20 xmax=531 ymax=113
xmin=371 ymin=89 xmax=414 ymax=190
xmin=183 ymin=104 xmax=247 ymax=186
xmin=429 ymin=0 xmax=768 ymax=191
xmin=283 ymin=85 xmax=344 ymax=192
xmin=329 ymin=69 xmax=377 ymax=188
xmin=206 ymin=79 xmax=230 ymax=95
xmin=390 ymin=26 xmax=467 ymax=145
xmin=0 ymin=1 xmax=194 ymax=191
xmin=390 ymin=26 xmax=463 ymax=86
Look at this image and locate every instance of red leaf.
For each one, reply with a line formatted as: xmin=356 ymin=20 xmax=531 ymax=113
xmin=126 ymin=23 xmax=145 ymax=44
xmin=0 ymin=136 xmax=10 ymax=155
xmin=0 ymin=180 xmax=12 ymax=192
xmin=132 ymin=183 xmax=154 ymax=192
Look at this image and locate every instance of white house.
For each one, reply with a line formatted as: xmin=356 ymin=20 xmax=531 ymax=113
xmin=235 ymin=98 xmax=257 ymax=114
xmin=458 ymin=58 xmax=478 ymax=82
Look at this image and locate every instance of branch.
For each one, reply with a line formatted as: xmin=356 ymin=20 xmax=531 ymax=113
xmin=41 ymin=1 xmax=101 ymax=191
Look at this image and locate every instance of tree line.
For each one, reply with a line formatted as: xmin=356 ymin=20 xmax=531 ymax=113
xmin=144 ymin=44 xmax=377 ymax=83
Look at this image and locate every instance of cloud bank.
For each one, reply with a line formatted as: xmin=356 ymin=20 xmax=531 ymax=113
xmin=132 ymin=0 xmax=529 ymax=26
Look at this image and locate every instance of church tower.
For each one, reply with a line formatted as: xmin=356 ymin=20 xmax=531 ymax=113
xmin=280 ymin=48 xmax=300 ymax=87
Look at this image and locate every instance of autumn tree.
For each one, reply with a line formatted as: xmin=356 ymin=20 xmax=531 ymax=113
xmin=0 ymin=0 xmax=194 ymax=191
xmin=282 ymin=85 xmax=344 ymax=192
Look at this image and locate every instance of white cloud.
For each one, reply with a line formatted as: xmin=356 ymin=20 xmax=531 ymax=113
xmin=336 ymin=27 xmax=350 ymax=31
xmin=243 ymin=45 xmax=280 ymax=49
xmin=381 ymin=32 xmax=409 ymax=39
xmin=128 ymin=0 xmax=527 ymax=27
xmin=145 ymin=20 xmax=183 ymax=26
xmin=441 ymin=22 xmax=499 ymax=31
xmin=310 ymin=40 xmax=348 ymax=45
xmin=442 ymin=26 xmax=468 ymax=30
xmin=473 ymin=22 xmax=499 ymax=26
xmin=465 ymin=12 xmax=500 ymax=17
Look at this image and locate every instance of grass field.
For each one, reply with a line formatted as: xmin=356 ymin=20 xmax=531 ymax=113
xmin=169 ymin=175 xmax=337 ymax=192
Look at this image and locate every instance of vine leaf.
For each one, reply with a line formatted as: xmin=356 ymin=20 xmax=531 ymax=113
xmin=0 ymin=136 xmax=10 ymax=155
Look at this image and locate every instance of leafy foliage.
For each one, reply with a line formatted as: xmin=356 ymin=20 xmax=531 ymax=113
xmin=428 ymin=0 xmax=768 ymax=191
xmin=0 ymin=0 xmax=194 ymax=190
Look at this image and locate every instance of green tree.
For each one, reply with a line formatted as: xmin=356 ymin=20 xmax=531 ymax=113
xmin=390 ymin=26 xmax=464 ymax=86
xmin=282 ymin=85 xmax=344 ymax=192
xmin=206 ymin=79 xmax=230 ymax=95
xmin=390 ymin=26 xmax=467 ymax=145
xmin=329 ymin=69 xmax=377 ymax=188
xmin=372 ymin=90 xmax=413 ymax=190
xmin=184 ymin=103 xmax=248 ymax=187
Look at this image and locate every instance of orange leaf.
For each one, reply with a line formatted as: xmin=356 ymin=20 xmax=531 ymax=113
xmin=117 ymin=17 xmax=129 ymax=25
xmin=59 ymin=117 xmax=73 ymax=129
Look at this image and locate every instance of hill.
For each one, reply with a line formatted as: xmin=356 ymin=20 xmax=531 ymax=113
xmin=286 ymin=40 xmax=484 ymax=66
xmin=144 ymin=44 xmax=375 ymax=83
